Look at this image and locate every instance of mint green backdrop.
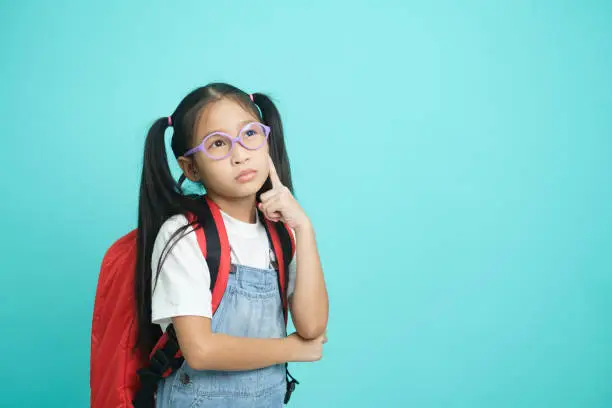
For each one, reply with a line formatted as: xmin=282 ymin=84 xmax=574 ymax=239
xmin=1 ymin=1 xmax=610 ymax=407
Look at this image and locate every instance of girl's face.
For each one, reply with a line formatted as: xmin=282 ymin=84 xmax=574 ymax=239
xmin=179 ymin=98 xmax=270 ymax=199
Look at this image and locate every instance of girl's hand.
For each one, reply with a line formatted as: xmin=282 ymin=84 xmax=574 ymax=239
xmin=285 ymin=332 xmax=327 ymax=362
xmin=258 ymin=156 xmax=310 ymax=231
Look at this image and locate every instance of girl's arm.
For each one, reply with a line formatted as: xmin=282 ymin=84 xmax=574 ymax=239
xmin=259 ymin=156 xmax=329 ymax=340
xmin=173 ymin=315 xmax=324 ymax=371
xmin=289 ymin=221 xmax=329 ymax=339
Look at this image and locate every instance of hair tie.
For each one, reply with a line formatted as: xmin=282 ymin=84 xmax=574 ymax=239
xmin=249 ymin=94 xmax=254 ymax=102
xmin=167 ymin=116 xmax=173 ymax=126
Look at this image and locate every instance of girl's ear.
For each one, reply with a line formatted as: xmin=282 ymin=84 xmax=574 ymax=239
xmin=177 ymin=156 xmax=200 ymax=182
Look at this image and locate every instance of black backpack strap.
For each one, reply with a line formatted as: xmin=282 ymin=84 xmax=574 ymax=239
xmin=275 ymin=222 xmax=299 ymax=404
xmin=284 ymin=364 xmax=299 ymax=404
xmin=133 ymin=325 xmax=184 ymax=408
xmin=195 ymin=199 xmax=221 ymax=291
xmin=260 ymin=215 xmax=299 ymax=405
xmin=259 ymin=215 xmax=294 ymax=298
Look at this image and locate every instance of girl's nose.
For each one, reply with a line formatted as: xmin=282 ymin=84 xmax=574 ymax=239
xmin=231 ymin=142 xmax=251 ymax=165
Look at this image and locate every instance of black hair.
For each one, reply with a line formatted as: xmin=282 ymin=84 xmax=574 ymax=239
xmin=135 ymin=82 xmax=293 ymax=354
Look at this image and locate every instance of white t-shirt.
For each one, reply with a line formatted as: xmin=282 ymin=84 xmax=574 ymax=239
xmin=151 ymin=210 xmax=296 ymax=332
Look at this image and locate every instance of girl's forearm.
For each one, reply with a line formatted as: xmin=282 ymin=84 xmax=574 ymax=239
xmin=290 ymin=221 xmax=329 ymax=339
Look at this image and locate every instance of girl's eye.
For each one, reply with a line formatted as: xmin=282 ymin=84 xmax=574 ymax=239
xmin=207 ymin=138 xmax=227 ymax=150
xmin=245 ymin=130 xmax=256 ymax=137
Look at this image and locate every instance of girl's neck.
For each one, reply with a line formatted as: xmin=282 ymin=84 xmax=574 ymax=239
xmin=206 ymin=192 xmax=257 ymax=224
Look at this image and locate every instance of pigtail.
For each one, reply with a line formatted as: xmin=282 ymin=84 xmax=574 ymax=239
xmin=134 ymin=116 xmax=184 ymax=353
xmin=252 ymin=93 xmax=294 ymax=195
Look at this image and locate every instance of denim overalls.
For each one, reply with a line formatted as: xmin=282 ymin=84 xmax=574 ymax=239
xmin=155 ymin=263 xmax=287 ymax=408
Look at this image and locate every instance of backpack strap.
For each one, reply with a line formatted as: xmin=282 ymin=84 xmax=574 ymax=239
xmin=146 ymin=196 xmax=231 ymax=349
xmin=260 ymin=214 xmax=299 ymax=404
xmin=261 ymin=216 xmax=294 ymax=322
xmin=200 ymin=196 xmax=232 ymax=314
xmin=134 ymin=197 xmax=232 ymax=407
xmin=132 ymin=325 xmax=183 ymax=407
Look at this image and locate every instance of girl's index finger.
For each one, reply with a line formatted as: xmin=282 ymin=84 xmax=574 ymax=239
xmin=268 ymin=155 xmax=283 ymax=188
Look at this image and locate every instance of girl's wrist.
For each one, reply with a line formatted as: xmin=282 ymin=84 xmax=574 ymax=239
xmin=294 ymin=217 xmax=313 ymax=235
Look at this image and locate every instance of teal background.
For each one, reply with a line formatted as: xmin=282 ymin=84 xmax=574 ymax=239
xmin=1 ymin=0 xmax=611 ymax=407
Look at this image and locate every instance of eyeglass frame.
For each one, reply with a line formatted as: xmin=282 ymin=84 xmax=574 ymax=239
xmin=183 ymin=121 xmax=271 ymax=160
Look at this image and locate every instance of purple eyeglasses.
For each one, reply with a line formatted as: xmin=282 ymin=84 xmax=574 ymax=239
xmin=184 ymin=122 xmax=271 ymax=160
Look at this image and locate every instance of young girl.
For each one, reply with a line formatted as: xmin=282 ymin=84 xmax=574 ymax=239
xmin=134 ymin=83 xmax=329 ymax=407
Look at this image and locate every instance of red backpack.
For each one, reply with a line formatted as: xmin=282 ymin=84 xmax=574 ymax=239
xmin=90 ymin=196 xmax=297 ymax=407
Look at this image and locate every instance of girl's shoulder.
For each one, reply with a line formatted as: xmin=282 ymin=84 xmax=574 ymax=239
xmin=152 ymin=214 xmax=204 ymax=270
xmin=159 ymin=213 xmax=190 ymax=232
xmin=153 ymin=214 xmax=195 ymax=251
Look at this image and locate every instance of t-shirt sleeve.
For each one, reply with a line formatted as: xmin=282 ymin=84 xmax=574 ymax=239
xmin=151 ymin=215 xmax=212 ymax=328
